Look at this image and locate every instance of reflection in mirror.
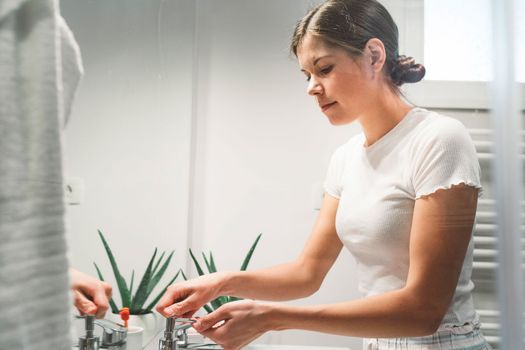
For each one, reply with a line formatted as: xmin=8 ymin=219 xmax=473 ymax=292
xmin=60 ymin=0 xmax=194 ymax=310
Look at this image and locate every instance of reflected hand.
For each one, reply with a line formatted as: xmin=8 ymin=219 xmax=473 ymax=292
xmin=156 ymin=272 xmax=229 ymax=318
xmin=192 ymin=300 xmax=272 ymax=350
xmin=70 ymin=268 xmax=112 ymax=319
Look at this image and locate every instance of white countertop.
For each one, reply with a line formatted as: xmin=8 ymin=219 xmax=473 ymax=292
xmin=144 ymin=339 xmax=350 ymax=350
xmin=143 ymin=331 xmax=351 ymax=350
xmin=246 ymin=346 xmax=350 ymax=350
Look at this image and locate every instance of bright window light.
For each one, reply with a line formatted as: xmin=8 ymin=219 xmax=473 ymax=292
xmin=424 ymin=0 xmax=493 ymax=81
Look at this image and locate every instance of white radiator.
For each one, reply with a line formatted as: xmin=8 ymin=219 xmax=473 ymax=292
xmin=470 ymin=127 xmax=525 ymax=349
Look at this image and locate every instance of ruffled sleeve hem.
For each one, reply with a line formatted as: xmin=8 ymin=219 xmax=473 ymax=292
xmin=415 ymin=180 xmax=483 ymax=200
xmin=324 ymin=185 xmax=341 ymax=200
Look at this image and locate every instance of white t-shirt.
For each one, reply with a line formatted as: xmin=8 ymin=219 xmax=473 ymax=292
xmin=324 ymin=107 xmax=482 ymax=326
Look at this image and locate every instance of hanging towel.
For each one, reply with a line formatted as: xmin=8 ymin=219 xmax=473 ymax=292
xmin=0 ymin=0 xmax=83 ymax=348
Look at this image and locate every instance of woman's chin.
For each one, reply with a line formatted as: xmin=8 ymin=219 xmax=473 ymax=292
xmin=326 ymin=114 xmax=351 ymax=126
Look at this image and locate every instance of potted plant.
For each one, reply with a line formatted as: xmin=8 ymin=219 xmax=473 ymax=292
xmin=187 ymin=233 xmax=262 ymax=313
xmin=94 ymin=229 xmax=181 ymax=346
xmin=174 ymin=233 xmax=262 ymax=347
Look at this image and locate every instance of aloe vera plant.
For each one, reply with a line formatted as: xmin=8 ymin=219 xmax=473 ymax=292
xmin=186 ymin=233 xmax=262 ymax=314
xmin=94 ymin=229 xmax=181 ymax=315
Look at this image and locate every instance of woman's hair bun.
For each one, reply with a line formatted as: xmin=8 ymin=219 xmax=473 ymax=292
xmin=390 ymin=55 xmax=426 ymax=86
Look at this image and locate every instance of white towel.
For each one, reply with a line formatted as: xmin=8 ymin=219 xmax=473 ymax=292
xmin=0 ymin=0 xmax=83 ymax=348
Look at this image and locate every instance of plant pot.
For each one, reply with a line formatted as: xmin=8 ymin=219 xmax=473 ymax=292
xmin=107 ymin=311 xmax=163 ymax=347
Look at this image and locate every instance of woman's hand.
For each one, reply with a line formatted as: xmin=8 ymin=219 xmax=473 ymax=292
xmin=192 ymin=300 xmax=274 ymax=350
xmin=156 ymin=272 xmax=229 ymax=318
xmin=70 ymin=268 xmax=112 ymax=319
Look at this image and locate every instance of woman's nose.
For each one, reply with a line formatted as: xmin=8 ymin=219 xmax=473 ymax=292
xmin=307 ymin=77 xmax=322 ymax=96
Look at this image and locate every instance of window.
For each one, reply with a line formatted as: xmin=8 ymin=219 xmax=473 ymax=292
xmin=402 ymin=0 xmax=523 ymax=109
xmin=424 ymin=0 xmax=492 ymax=82
xmin=424 ymin=0 xmax=524 ymax=83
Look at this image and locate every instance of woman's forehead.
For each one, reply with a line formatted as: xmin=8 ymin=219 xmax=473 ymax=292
xmin=298 ymin=36 xmax=334 ymax=63
xmin=298 ymin=35 xmax=328 ymax=54
xmin=297 ymin=35 xmax=349 ymax=68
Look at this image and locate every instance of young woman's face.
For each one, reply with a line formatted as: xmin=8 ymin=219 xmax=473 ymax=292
xmin=297 ymin=35 xmax=376 ymax=125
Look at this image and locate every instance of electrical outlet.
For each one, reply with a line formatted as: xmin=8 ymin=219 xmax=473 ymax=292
xmin=65 ymin=177 xmax=84 ymax=205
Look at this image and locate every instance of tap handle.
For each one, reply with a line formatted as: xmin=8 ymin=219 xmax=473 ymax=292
xmin=85 ymin=315 xmax=95 ymax=338
xmin=159 ymin=318 xmax=197 ymax=350
xmin=164 ymin=317 xmax=176 ymax=340
xmin=159 ymin=317 xmax=178 ymax=350
xmin=78 ymin=315 xmax=100 ymax=350
xmin=166 ymin=317 xmax=175 ymax=332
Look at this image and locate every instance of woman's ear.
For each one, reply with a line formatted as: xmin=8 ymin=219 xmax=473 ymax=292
xmin=365 ymin=38 xmax=386 ymax=73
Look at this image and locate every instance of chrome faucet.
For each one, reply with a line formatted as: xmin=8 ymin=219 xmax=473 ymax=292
xmin=158 ymin=317 xmax=176 ymax=350
xmin=78 ymin=315 xmax=99 ymax=350
xmin=159 ymin=318 xmax=204 ymax=350
xmin=96 ymin=318 xmax=127 ymax=349
xmin=76 ymin=315 xmax=127 ymax=350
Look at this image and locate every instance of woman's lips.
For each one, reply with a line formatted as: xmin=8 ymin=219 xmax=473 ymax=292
xmin=321 ymin=102 xmax=337 ymax=111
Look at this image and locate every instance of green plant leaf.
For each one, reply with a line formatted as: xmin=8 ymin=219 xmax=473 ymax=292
xmin=210 ymin=297 xmax=222 ymax=310
xmin=202 ymin=252 xmax=215 ymax=273
xmin=93 ymin=262 xmax=119 ymax=314
xmin=147 ymin=251 xmax=174 ymax=295
xmin=186 ymin=234 xmax=263 ymax=311
xmin=217 ymin=296 xmax=229 ymax=305
xmin=240 ymin=233 xmax=262 ymax=271
xmin=189 ymin=249 xmax=205 ymax=276
xmin=181 ymin=270 xmax=188 ymax=281
xmin=97 ymin=230 xmax=131 ymax=308
xmin=144 ymin=269 xmax=181 ymax=312
xmin=150 ymin=251 xmax=165 ymax=277
xmin=129 ymin=270 xmax=135 ymax=304
xmin=209 ymin=252 xmax=217 ymax=272
xmin=203 ymin=304 xmax=214 ymax=314
xmin=130 ymin=248 xmax=158 ymax=313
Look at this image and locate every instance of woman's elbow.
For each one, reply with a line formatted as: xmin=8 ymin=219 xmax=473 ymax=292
xmin=416 ymin=316 xmax=443 ymax=336
xmin=410 ymin=305 xmax=446 ymax=336
xmin=294 ymin=275 xmax=322 ymax=298
xmin=293 ymin=260 xmax=325 ymax=298
xmin=401 ymin=291 xmax=448 ymax=336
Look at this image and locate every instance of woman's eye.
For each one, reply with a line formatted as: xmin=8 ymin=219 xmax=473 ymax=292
xmin=320 ymin=66 xmax=333 ymax=75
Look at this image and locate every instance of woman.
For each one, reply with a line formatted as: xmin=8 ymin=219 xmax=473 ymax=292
xmin=157 ymin=1 xmax=491 ymax=349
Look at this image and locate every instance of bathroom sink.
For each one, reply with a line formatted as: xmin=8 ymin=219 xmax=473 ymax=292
xmin=246 ymin=346 xmax=350 ymax=350
xmin=144 ymin=343 xmax=350 ymax=350
xmin=141 ymin=326 xmax=351 ymax=350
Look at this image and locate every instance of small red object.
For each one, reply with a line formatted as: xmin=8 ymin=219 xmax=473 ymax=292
xmin=119 ymin=307 xmax=130 ymax=328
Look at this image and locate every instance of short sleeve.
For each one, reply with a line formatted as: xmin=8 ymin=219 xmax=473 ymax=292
xmin=323 ymin=146 xmax=346 ymax=199
xmin=412 ymin=118 xmax=482 ymax=199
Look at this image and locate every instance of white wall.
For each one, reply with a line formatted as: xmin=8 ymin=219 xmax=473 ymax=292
xmin=190 ymin=1 xmax=363 ymax=347
xmin=61 ymin=0 xmax=195 ymax=306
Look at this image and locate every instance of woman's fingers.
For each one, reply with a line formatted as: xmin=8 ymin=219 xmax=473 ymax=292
xmin=73 ymin=289 xmax=97 ymax=316
xmin=70 ymin=269 xmax=112 ymax=318
xmin=194 ymin=309 xmax=229 ymax=332
xmin=91 ymin=282 xmax=112 ymax=318
xmin=156 ymin=284 xmax=196 ymax=317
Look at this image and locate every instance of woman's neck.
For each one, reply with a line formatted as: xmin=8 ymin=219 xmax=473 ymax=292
xmin=359 ymin=89 xmax=413 ymax=148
